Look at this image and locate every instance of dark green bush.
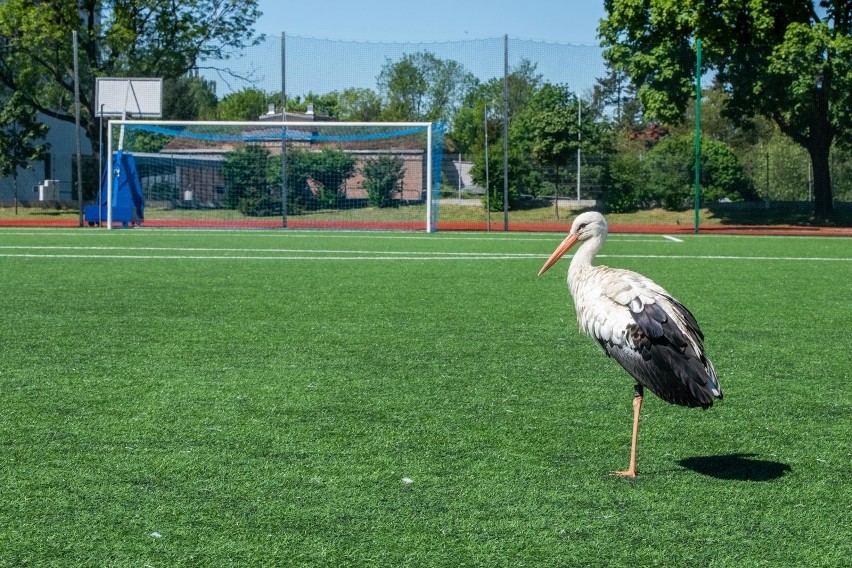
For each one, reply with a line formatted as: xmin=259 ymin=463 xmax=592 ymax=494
xmin=223 ymin=145 xmax=280 ymax=216
xmin=604 ymin=154 xmax=648 ymax=213
xmin=309 ymin=148 xmax=357 ymax=209
xmin=655 ymin=135 xmax=756 ymax=209
xmin=471 ymin=149 xmax=537 ymax=211
xmin=361 ymin=155 xmax=405 ymax=207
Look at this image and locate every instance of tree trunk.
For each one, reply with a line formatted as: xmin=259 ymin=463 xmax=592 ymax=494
xmin=809 ymin=87 xmax=834 ymax=221
xmin=809 ymin=144 xmax=833 ymax=221
xmin=776 ymin=83 xmax=835 ymax=222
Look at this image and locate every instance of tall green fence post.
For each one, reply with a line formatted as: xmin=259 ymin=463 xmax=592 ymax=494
xmin=694 ymin=38 xmax=702 ymax=234
xmin=281 ymin=32 xmax=288 ymax=229
xmin=502 ymin=34 xmax=509 ymax=231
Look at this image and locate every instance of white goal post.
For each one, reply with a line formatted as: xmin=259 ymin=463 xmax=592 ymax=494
xmin=102 ymin=120 xmax=444 ymax=231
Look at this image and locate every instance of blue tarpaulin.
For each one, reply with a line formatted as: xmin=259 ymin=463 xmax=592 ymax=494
xmin=84 ymin=151 xmax=145 ymax=227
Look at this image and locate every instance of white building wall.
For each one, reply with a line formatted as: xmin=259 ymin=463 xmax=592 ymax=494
xmin=0 ymin=113 xmax=93 ymax=203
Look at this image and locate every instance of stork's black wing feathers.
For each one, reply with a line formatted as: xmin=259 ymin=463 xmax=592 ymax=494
xmin=602 ymin=297 xmax=720 ymax=409
xmin=661 ymin=293 xmax=704 ymax=342
xmin=632 ymin=301 xmax=666 ymax=340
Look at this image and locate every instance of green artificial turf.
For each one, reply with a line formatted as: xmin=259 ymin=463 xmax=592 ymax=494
xmin=0 ymin=228 xmax=849 ymax=566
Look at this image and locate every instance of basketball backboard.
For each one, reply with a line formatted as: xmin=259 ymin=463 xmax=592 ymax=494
xmin=96 ymin=78 xmax=163 ymax=118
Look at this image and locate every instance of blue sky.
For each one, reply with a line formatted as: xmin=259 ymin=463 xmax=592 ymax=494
xmin=254 ymin=0 xmax=607 ymax=45
xmin=205 ymin=2 xmax=609 ymax=99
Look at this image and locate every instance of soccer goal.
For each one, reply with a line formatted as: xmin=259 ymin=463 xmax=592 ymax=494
xmin=102 ymin=120 xmax=445 ymax=230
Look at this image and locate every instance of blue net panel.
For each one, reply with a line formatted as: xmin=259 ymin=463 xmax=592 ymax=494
xmin=133 ymin=123 xmax=433 ymax=143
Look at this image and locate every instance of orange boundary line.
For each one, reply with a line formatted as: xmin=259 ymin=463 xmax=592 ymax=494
xmin=2 ymin=217 xmax=851 ymax=236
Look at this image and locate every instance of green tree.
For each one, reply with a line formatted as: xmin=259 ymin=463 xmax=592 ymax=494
xmin=452 ymin=59 xmax=543 ymax=155
xmin=222 ymin=145 xmax=280 ymax=216
xmin=513 ymin=84 xmax=580 ymax=214
xmin=471 ymin=147 xmax=539 ymax=212
xmin=284 ymin=148 xmax=358 ymax=210
xmin=0 ymin=92 xmax=49 ymax=211
xmin=0 ymin=0 xmax=261 ymax=153
xmin=284 ymin=148 xmax=315 ymax=213
xmin=600 ymin=0 xmax=852 ymax=220
xmin=288 ymin=89 xmax=383 ymax=121
xmin=511 ymin=83 xmax=614 ymax=213
xmin=361 ymin=155 xmax=405 ymax=208
xmin=645 ymin=134 xmax=755 ymax=210
xmin=308 ymin=149 xmax=357 ymax=209
xmin=218 ymin=88 xmax=273 ymax=121
xmin=163 ymin=76 xmax=218 ymax=120
xmin=454 ymin=60 xmax=545 ymax=212
xmin=286 ymin=91 xmax=341 ymax=117
xmin=678 ymin=85 xmax=768 ymax=148
xmin=337 ymin=88 xmax=383 ymax=122
xmin=592 ymin=67 xmax=643 ymax=131
xmin=741 ymin=127 xmax=812 ymax=201
xmin=287 ymin=88 xmax=382 ymax=122
xmin=604 ymin=152 xmax=651 ymax=213
xmin=377 ymin=51 xmax=477 ymax=124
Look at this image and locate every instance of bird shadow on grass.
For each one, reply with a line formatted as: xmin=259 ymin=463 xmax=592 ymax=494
xmin=679 ymin=453 xmax=791 ymax=481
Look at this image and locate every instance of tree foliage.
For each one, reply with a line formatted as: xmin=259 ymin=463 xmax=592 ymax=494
xmin=222 ymin=145 xmax=280 ymax=216
xmin=283 ymin=149 xmax=313 ymax=214
xmin=361 ymin=156 xmax=405 ymax=208
xmin=648 ymin=134 xmax=755 ymax=209
xmin=514 ymin=84 xmax=582 ymax=167
xmin=471 ymin=147 xmax=538 ymax=212
xmin=308 ymin=149 xmax=358 ymax=209
xmin=509 ymin=82 xmax=614 ymax=211
xmin=286 ymin=148 xmax=357 ymax=210
xmin=604 ymin=134 xmax=755 ymax=212
xmin=604 ymin=152 xmax=651 ymax=213
xmin=162 ymin=76 xmax=218 ymax=120
xmin=457 ymin=59 xmax=618 ymax=211
xmin=452 ymin=59 xmax=543 ymax=155
xmin=0 ymin=0 xmax=261 ymax=152
xmin=377 ymin=51 xmax=477 ymax=124
xmin=457 ymin=60 xmax=547 ymax=211
xmin=0 ymin=92 xmax=49 ymax=181
xmin=600 ymin=0 xmax=852 ymax=219
xmin=336 ymin=88 xmax=384 ymax=122
xmin=592 ymin=67 xmax=642 ymax=131
xmin=287 ymin=91 xmax=339 ymax=118
xmin=217 ymin=88 xmax=274 ymax=121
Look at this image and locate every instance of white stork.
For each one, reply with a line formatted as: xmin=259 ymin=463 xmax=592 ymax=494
xmin=538 ymin=211 xmax=722 ymax=477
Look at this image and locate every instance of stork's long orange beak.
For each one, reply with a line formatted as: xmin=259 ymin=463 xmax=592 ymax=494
xmin=538 ymin=234 xmax=579 ymax=276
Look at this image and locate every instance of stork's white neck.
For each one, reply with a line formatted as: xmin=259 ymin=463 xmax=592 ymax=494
xmin=571 ymin=234 xmax=604 ymax=268
xmin=568 ymin=234 xmax=604 ymax=288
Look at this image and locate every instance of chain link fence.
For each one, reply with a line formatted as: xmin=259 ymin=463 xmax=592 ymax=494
xmin=2 ymin=34 xmax=849 ymax=230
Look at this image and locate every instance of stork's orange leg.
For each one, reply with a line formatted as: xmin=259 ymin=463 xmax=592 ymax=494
xmin=611 ymin=385 xmax=643 ymax=478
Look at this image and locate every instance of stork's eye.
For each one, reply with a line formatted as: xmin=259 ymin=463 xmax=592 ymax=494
xmin=578 ymin=223 xmax=588 ymax=231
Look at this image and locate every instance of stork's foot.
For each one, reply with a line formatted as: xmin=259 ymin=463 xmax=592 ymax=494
xmin=609 ymin=468 xmax=638 ymax=478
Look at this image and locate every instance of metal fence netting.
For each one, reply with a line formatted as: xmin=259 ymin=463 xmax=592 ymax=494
xmin=2 ymin=34 xmax=849 ymax=231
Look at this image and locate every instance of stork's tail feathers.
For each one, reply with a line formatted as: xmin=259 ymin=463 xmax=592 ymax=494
xmin=706 ymin=358 xmax=723 ymax=401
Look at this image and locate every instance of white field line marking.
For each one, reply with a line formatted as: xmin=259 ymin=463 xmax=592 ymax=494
xmin=662 ymin=235 xmax=684 ymax=242
xmin=0 ymin=253 xmax=540 ymax=261
xmin=0 ymin=251 xmax=849 ymax=262
xmin=0 ymin=230 xmax=677 ymax=243
xmin=597 ymin=254 xmax=852 ymax=262
xmin=0 ymin=245 xmax=542 ymax=257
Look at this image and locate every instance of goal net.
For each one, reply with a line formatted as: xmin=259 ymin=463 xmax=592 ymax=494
xmin=103 ymin=120 xmax=445 ymax=230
